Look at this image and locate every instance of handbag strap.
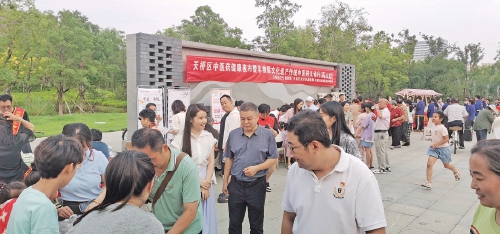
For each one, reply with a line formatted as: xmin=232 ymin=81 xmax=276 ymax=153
xmin=152 ymin=150 xmax=187 ymax=207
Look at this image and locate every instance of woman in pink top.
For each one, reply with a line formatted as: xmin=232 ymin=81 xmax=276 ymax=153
xmin=354 ymin=103 xmax=367 ymax=163
xmin=282 ymin=98 xmax=303 ymax=168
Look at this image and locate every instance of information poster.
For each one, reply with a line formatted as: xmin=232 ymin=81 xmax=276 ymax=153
xmin=137 ymin=87 xmax=164 ymax=129
xmin=210 ymin=89 xmax=231 ymax=130
xmin=166 ymin=88 xmax=190 ymax=143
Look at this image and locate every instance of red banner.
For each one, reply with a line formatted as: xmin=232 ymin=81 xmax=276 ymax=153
xmin=186 ymin=56 xmax=337 ymax=87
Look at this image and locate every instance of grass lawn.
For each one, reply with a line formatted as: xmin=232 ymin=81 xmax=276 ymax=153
xmin=30 ymin=113 xmax=127 ymax=138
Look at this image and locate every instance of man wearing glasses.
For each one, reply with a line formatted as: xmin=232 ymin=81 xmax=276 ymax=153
xmin=0 ymin=94 xmax=35 ymax=183
xmin=282 ymin=110 xmax=387 ymax=234
xmin=0 ymin=94 xmax=34 ymax=152
xmin=222 ymin=102 xmax=278 ymax=234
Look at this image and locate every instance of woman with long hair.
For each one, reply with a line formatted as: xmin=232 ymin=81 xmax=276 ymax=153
xmin=282 ymin=98 xmax=303 ymax=168
xmin=59 ymin=123 xmax=108 ymax=219
xmin=171 ymin=104 xmax=217 ymax=234
xmin=72 ymin=151 xmax=163 ymax=233
xmin=354 ymin=103 xmax=367 ymax=163
xmin=319 ymin=101 xmax=361 ymax=160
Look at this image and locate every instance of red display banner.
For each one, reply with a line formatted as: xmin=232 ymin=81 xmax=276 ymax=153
xmin=186 ymin=56 xmax=337 ymax=87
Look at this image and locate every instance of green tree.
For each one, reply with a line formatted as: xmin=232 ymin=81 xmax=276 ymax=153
xmin=315 ymin=1 xmax=372 ymax=65
xmin=157 ymin=6 xmax=252 ymax=49
xmin=254 ymin=0 xmax=301 ymax=53
xmin=356 ymin=31 xmax=409 ymax=97
xmin=44 ymin=10 xmax=99 ymax=115
xmin=408 ymin=58 xmax=467 ymax=98
xmin=456 ymin=43 xmax=485 ymax=71
xmin=274 ymin=21 xmax=319 ymax=59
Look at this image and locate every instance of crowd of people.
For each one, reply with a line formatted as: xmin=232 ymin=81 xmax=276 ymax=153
xmin=1 ymin=92 xmax=500 ymax=233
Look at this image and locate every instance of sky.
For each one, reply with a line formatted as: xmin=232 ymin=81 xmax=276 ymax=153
xmin=36 ymin=0 xmax=500 ymax=63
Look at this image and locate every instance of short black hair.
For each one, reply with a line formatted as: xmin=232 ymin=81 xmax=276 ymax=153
xmin=339 ymin=94 xmax=345 ymax=97
xmin=34 ymin=134 xmax=84 ymax=179
xmin=91 ymin=129 xmax=103 ymax=141
xmin=171 ymin=100 xmax=186 ymax=114
xmin=286 ymin=110 xmax=331 ymax=148
xmin=417 ymin=96 xmax=422 ymax=100
xmin=145 ymin=103 xmax=156 ymax=109
xmin=258 ymin=103 xmax=271 ymax=114
xmin=325 ymin=94 xmax=333 ymax=99
xmin=0 ymin=94 xmax=12 ymax=102
xmin=235 ymin=100 xmax=244 ymax=107
xmin=475 ymin=95 xmax=481 ymax=99
xmin=220 ymin=94 xmax=232 ymax=101
xmin=318 ymin=98 xmax=326 ymax=105
xmin=139 ymin=108 xmax=156 ymax=122
xmin=131 ymin=128 xmax=165 ymax=153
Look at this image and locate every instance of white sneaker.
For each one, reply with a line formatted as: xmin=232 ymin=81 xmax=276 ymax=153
xmin=421 ymin=181 xmax=432 ymax=189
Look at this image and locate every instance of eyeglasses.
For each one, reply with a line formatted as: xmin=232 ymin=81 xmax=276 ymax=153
xmin=288 ymin=142 xmax=310 ymax=153
xmin=0 ymin=105 xmax=12 ymax=111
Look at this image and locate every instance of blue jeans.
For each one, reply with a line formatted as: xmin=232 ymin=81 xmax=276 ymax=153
xmin=476 ymin=129 xmax=488 ymax=141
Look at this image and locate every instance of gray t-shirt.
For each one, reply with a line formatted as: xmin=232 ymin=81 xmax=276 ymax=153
xmin=71 ymin=203 xmax=164 ymax=234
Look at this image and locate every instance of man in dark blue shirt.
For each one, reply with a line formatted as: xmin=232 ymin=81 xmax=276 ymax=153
xmin=474 ymin=95 xmax=483 ymax=116
xmin=442 ymin=98 xmax=451 ymax=111
xmin=427 ymin=99 xmax=436 ymax=120
xmin=465 ymin=99 xmax=476 ymax=133
xmin=222 ymin=102 xmax=278 ymax=234
xmin=415 ymin=96 xmax=425 ymax=132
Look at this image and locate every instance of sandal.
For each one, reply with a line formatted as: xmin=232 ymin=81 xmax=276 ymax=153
xmin=454 ymin=169 xmax=461 ymax=181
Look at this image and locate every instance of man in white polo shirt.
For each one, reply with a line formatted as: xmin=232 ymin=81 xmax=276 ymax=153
xmin=282 ymin=110 xmax=387 ymax=234
xmin=373 ymin=98 xmax=391 ymax=174
xmin=443 ymin=98 xmax=468 ymax=149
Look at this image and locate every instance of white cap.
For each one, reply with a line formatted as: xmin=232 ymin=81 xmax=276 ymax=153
xmin=305 ymin=96 xmax=314 ymax=102
xmin=488 ymin=105 xmax=499 ymax=115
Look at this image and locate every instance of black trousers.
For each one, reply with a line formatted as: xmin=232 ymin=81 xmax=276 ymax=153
xmin=228 ymin=176 xmax=266 ymax=234
xmin=390 ymin=125 xmax=402 ymax=146
xmin=448 ymin=120 xmax=464 ymax=147
xmin=400 ymin=122 xmax=409 ymax=143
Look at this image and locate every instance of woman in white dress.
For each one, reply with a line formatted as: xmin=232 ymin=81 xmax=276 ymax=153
xmin=168 ymin=100 xmax=186 ymax=139
xmin=171 ymin=104 xmax=217 ymax=234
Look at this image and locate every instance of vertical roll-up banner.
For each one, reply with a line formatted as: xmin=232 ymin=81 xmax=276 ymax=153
xmin=137 ymin=87 xmax=164 ymax=129
xmin=210 ymin=89 xmax=231 ymax=130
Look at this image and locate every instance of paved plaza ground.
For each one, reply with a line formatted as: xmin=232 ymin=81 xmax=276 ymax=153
xmin=31 ymin=130 xmax=484 ymax=233
xmin=211 ymin=131 xmax=482 ymax=234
